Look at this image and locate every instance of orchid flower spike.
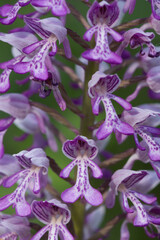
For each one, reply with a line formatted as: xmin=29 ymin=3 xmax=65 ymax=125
xmin=106 ymin=169 xmax=157 ymax=226
xmin=31 ymin=199 xmax=74 ymax=240
xmin=13 ymin=16 xmax=71 ymax=80
xmin=60 ymin=135 xmax=103 ymax=206
xmin=0 ymin=148 xmax=49 ymax=216
xmin=82 ymin=0 xmax=123 ymax=64
xmin=88 ymin=71 xmax=133 ymax=140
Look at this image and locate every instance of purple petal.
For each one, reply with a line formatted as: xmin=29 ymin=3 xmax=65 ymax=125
xmin=0 ymin=32 xmax=38 ymax=51
xmin=61 ymin=185 xmax=81 ymax=203
xmin=31 ymin=225 xmax=50 ymax=240
xmin=122 ymin=193 xmax=134 ymax=213
xmin=0 ymin=194 xmax=13 ymax=211
xmin=0 ymin=3 xmax=21 ymax=25
xmin=116 ymin=121 xmax=134 ymax=135
xmin=147 ymin=66 xmax=160 ymax=93
xmin=2 ymin=170 xmax=24 ymax=188
xmin=23 ymin=39 xmax=45 ymax=54
xmin=120 ymin=220 xmax=130 ymax=240
xmin=0 ymin=93 xmax=30 ymax=119
xmin=60 ymin=161 xmax=76 ymax=178
xmin=0 ymin=68 xmax=12 ymax=93
xmin=151 ymin=0 xmax=160 ymax=20
xmin=88 ymin=161 xmax=103 ymax=178
xmin=63 ymin=38 xmax=72 ymax=59
xmin=62 ymin=136 xmax=98 ymax=160
xmin=15 ymin=201 xmax=31 ymax=216
xmin=83 ymin=26 xmax=98 ymax=42
xmin=0 ymin=130 xmax=6 ymax=158
xmin=83 ymin=185 xmax=103 ymax=206
xmin=96 ymin=120 xmax=114 ymax=140
xmin=0 ymin=117 xmax=14 ymax=131
xmin=59 ymin=225 xmax=74 ymax=240
xmin=111 ymin=94 xmax=132 ymax=111
xmin=134 ymin=192 xmax=157 ymax=204
xmin=126 ymin=81 xmax=147 ymax=102
xmin=0 ymin=4 xmax=13 ymax=17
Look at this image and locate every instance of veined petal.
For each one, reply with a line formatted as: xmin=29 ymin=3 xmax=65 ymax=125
xmin=0 ymin=32 xmax=38 ymax=51
xmin=126 ymin=191 xmax=148 ymax=226
xmin=0 ymin=94 xmax=30 ymax=119
xmin=0 ymin=117 xmax=14 ymax=131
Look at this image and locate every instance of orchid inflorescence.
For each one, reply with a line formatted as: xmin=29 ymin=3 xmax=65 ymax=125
xmin=0 ymin=0 xmax=160 ymax=239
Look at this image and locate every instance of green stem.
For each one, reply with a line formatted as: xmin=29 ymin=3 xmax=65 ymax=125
xmin=71 ymin=60 xmax=99 ymax=240
xmin=80 ymin=60 xmax=99 ymax=137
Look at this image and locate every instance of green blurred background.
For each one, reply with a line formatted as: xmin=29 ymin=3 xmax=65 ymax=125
xmin=0 ymin=0 xmax=159 ymax=239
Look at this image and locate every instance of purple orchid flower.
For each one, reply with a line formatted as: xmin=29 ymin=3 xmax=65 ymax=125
xmin=0 ymin=32 xmax=38 ymax=93
xmin=82 ymin=0 xmax=123 ymax=64
xmin=106 ymin=169 xmax=157 ymax=226
xmin=123 ymin=47 xmax=160 ymax=102
xmin=31 ymin=0 xmax=70 ymax=17
xmin=0 ymin=0 xmax=31 ymax=25
xmin=13 ymin=16 xmax=71 ymax=80
xmin=0 ymin=154 xmax=21 ymax=186
xmin=0 ymin=213 xmax=31 ymax=240
xmin=60 ymin=135 xmax=103 ymax=206
xmin=0 ymin=93 xmax=31 ymax=157
xmin=0 ymin=148 xmax=49 ymax=216
xmin=88 ymin=71 xmax=133 ymax=140
xmin=118 ymin=104 xmax=160 ymax=161
xmin=123 ymin=0 xmax=136 ymax=14
xmin=121 ymin=204 xmax=160 ymax=240
xmin=144 ymin=206 xmax=160 ymax=238
xmin=14 ymin=107 xmax=58 ymax=152
xmin=116 ymin=28 xmax=157 ymax=58
xmin=124 ymin=139 xmax=160 ymax=179
xmin=150 ymin=0 xmax=160 ymax=20
xmin=31 ymin=199 xmax=74 ymax=240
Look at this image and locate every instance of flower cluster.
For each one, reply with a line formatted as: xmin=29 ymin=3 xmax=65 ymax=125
xmin=0 ymin=0 xmax=160 ymax=239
